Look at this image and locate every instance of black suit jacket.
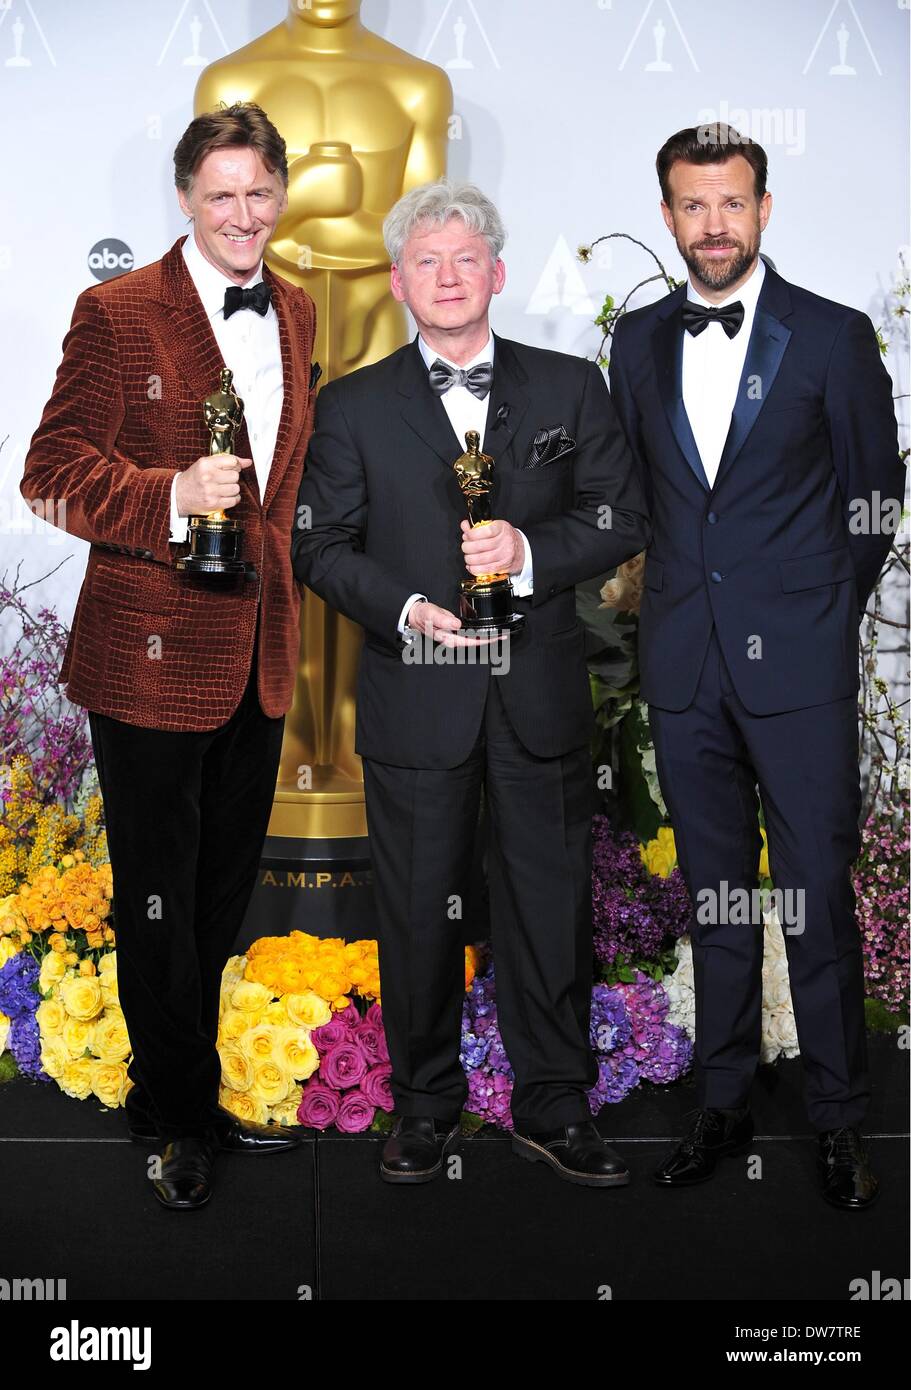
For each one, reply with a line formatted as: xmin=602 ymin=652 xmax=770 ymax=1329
xmin=291 ymin=333 xmax=651 ymax=768
xmin=608 ymin=264 xmax=904 ymax=715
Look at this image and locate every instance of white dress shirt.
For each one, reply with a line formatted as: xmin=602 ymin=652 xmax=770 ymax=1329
xmin=397 ymin=331 xmax=533 ymax=637
xmin=168 ymin=231 xmax=284 ymax=541
xmin=681 ymin=256 xmax=765 ymax=488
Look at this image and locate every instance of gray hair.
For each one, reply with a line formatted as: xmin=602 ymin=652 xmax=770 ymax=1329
xmin=383 ymin=178 xmax=507 ymax=266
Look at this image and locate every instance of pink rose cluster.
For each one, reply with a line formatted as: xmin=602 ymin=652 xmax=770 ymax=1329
xmin=297 ymin=1001 xmax=394 ymax=1133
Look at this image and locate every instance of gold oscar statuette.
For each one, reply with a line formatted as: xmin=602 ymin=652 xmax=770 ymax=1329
xmin=196 ymin=0 xmax=452 ymax=839
xmin=176 ymin=366 xmax=251 ymax=578
xmin=453 ymin=430 xmax=525 ymax=635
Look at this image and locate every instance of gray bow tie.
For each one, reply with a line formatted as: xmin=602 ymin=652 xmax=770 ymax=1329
xmin=428 ymin=358 xmax=493 ymax=399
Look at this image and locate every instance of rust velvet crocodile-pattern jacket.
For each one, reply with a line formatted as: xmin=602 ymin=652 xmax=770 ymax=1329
xmin=21 ymin=236 xmax=317 ymax=731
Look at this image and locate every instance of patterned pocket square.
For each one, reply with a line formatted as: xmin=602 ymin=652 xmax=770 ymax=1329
xmin=524 ymin=423 xmax=576 ymax=468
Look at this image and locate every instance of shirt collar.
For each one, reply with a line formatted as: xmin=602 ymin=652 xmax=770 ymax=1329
xmin=686 ymin=255 xmax=766 ymax=312
xmin=182 ymin=231 xmax=265 ymax=321
xmin=417 ymin=330 xmax=495 ymax=374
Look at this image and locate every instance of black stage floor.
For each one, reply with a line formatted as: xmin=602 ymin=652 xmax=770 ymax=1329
xmin=1 ymin=1033 xmax=907 ymax=1303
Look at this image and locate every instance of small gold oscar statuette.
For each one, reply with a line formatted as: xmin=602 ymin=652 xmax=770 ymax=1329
xmin=176 ymin=366 xmax=250 ymax=577
xmin=452 ymin=430 xmax=525 ymax=634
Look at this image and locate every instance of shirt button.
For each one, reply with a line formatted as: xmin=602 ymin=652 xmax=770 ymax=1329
xmin=707 ymin=511 xmax=718 ymax=524
xmin=710 ymin=570 xmax=723 ymax=583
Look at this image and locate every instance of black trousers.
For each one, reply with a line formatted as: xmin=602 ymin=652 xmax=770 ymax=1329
xmin=363 ymin=675 xmax=599 ymax=1131
xmin=648 ymin=624 xmax=868 ymax=1131
xmin=87 ymin=615 xmax=285 ymax=1141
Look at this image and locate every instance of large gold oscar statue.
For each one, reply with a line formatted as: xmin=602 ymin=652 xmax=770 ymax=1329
xmin=195 ymin=0 xmax=452 ymax=840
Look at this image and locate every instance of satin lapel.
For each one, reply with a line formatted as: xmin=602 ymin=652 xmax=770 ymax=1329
xmin=651 ymin=299 xmax=711 ymax=492
xmin=397 ymin=338 xmax=467 ymax=466
xmin=712 ymin=300 xmax=792 ymax=491
xmin=262 ymin=271 xmax=306 ymax=511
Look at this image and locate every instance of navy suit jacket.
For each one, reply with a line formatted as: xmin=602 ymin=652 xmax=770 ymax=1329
xmin=608 ymin=263 xmax=904 ymax=715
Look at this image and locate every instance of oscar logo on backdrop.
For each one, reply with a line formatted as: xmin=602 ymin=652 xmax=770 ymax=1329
xmin=194 ymin=0 xmax=452 ymax=937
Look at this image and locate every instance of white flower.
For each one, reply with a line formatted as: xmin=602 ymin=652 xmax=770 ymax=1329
xmin=668 ymin=922 xmax=800 ymax=1063
xmin=640 ymin=745 xmax=669 ymax=817
xmin=663 ymin=936 xmax=696 ymax=1034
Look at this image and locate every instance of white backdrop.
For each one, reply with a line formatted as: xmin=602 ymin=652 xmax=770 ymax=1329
xmin=0 ymin=0 xmax=908 ymax=622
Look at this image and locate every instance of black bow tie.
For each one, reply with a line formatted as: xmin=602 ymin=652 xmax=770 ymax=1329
xmin=428 ymin=358 xmax=493 ymax=399
xmin=681 ymin=299 xmax=745 ymax=339
xmin=223 ymin=280 xmax=272 ymax=320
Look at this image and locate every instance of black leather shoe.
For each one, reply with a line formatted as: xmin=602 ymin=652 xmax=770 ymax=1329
xmin=127 ymin=1112 xmax=159 ymax=1144
xmin=817 ymin=1127 xmax=880 ymax=1210
xmin=653 ymin=1106 xmax=753 ymax=1186
xmin=212 ymin=1112 xmax=304 ymax=1153
xmin=129 ymin=1105 xmax=303 ymax=1153
xmin=151 ymin=1137 xmax=216 ymax=1211
xmin=511 ymin=1120 xmax=630 ymax=1186
xmin=379 ymin=1115 xmax=462 ymax=1184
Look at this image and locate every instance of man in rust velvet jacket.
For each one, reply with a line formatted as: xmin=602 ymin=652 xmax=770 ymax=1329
xmin=21 ymin=104 xmax=316 ymax=1211
xmin=23 ymin=229 xmax=315 ymax=729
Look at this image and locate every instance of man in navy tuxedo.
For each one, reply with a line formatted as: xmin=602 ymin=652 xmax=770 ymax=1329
xmin=608 ymin=124 xmax=904 ymax=1209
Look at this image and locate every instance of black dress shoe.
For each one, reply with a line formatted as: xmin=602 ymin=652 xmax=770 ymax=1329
xmin=151 ymin=1137 xmax=216 ymax=1211
xmin=212 ymin=1112 xmax=305 ymax=1153
xmin=379 ymin=1115 xmax=462 ymax=1184
xmin=817 ymin=1127 xmax=880 ymax=1210
xmin=129 ymin=1105 xmax=303 ymax=1152
xmin=653 ymin=1106 xmax=753 ymax=1186
xmin=511 ymin=1120 xmax=630 ymax=1186
xmin=127 ymin=1112 xmax=159 ymax=1144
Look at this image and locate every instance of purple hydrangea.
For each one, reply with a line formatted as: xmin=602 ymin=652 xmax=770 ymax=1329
xmin=9 ymin=1012 xmax=49 ymax=1082
xmin=460 ymin=957 xmax=692 ymax=1130
xmin=591 ymin=814 xmax=692 ymax=969
xmin=0 ymin=956 xmax=49 ymax=1082
xmin=0 ymin=952 xmax=41 ymax=1018
xmin=590 ymin=982 xmax=632 ymax=1053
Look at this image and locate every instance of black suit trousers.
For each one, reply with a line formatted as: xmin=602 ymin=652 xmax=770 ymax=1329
xmin=87 ymin=613 xmax=285 ymax=1142
xmin=363 ymin=675 xmax=599 ymax=1131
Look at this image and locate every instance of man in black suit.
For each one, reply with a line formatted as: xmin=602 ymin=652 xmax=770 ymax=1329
xmin=608 ymin=124 xmax=904 ymax=1208
xmin=292 ymin=178 xmax=650 ymax=1186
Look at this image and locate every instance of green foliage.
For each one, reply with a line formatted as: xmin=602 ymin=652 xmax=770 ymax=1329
xmin=599 ymin=947 xmax=680 ymax=987
xmin=863 ymin=996 xmax=908 ymax=1033
xmin=458 ymin=1110 xmax=487 ymax=1136
xmin=595 ymin=292 xmax=616 ymax=331
xmin=0 ymin=1051 xmax=20 ymax=1084
xmin=617 ymin=701 xmax=664 ymax=843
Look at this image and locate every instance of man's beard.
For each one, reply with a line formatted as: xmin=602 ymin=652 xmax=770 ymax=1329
xmin=678 ymin=232 xmax=759 ymax=293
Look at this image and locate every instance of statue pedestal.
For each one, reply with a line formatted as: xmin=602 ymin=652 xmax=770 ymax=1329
xmin=268 ymin=765 xmax=368 ymax=841
xmin=234 ymin=834 xmax=373 ymax=952
xmin=234 ymin=818 xmax=491 ymax=953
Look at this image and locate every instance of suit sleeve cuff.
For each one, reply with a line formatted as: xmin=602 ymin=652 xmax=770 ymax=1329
xmin=511 ymin=530 xmax=533 ymax=596
xmin=398 ymin=592 xmax=428 ymax=641
xmin=169 ymin=473 xmax=189 ymax=544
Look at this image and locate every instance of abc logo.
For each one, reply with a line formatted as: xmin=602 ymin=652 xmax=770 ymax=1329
xmin=87 ymin=239 xmax=134 ymax=282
